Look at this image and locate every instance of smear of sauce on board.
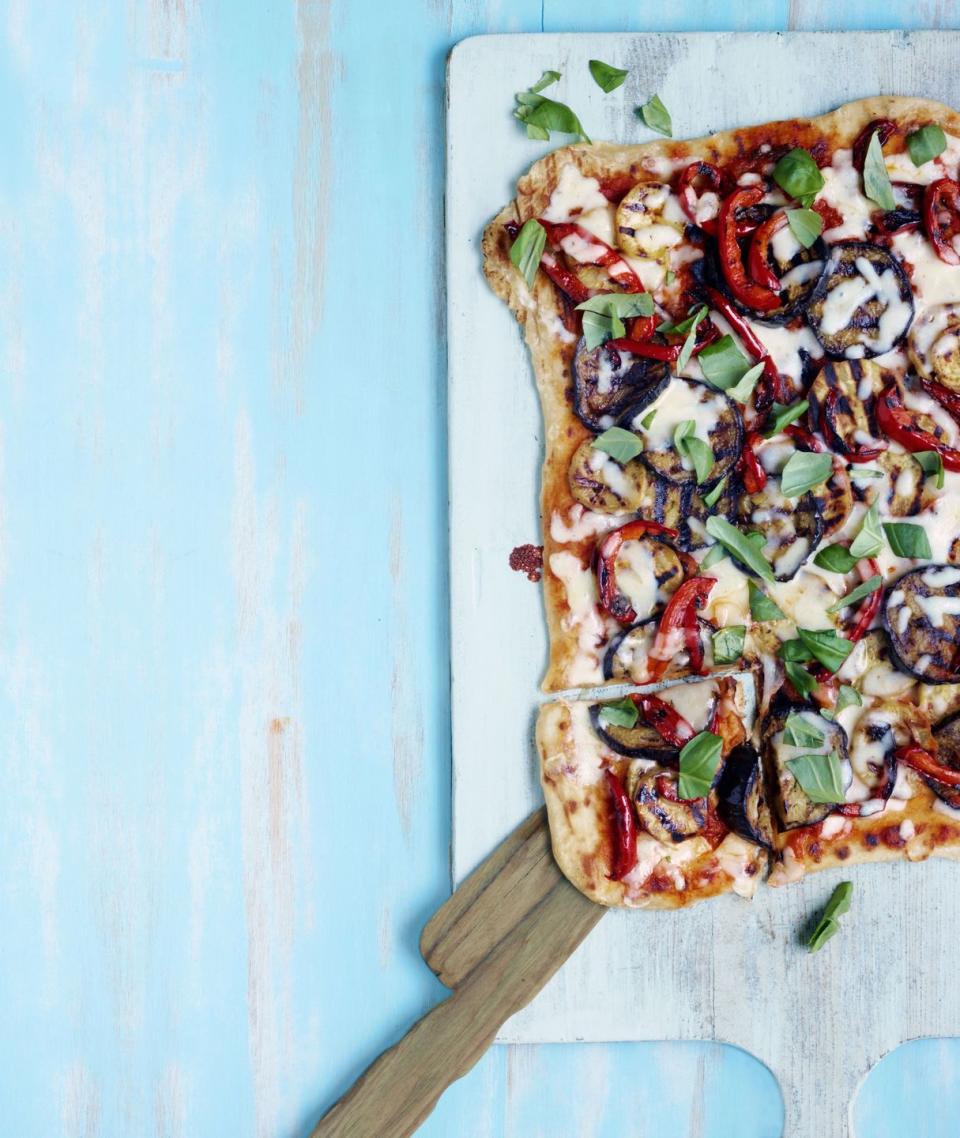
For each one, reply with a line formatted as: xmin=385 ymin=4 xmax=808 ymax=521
xmin=509 ymin=544 xmax=543 ymax=582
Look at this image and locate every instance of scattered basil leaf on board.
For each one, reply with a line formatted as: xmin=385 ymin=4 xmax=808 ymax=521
xmin=814 ymin=543 xmax=858 ymax=574
xmin=907 ymin=123 xmax=947 ymax=167
xmin=529 ymin=70 xmax=562 ymax=93
xmin=827 ymin=574 xmax=882 ymax=614
xmin=637 ymin=94 xmax=672 ymax=137
xmin=599 ymin=698 xmax=639 ymax=728
xmin=699 ymin=544 xmax=727 ymax=570
xmin=676 ymin=306 xmax=707 ymax=371
xmin=705 ymin=516 xmax=775 ymax=582
xmin=787 ymin=751 xmax=845 ymax=804
xmin=509 ymin=218 xmax=547 ymax=288
xmin=863 ymin=130 xmax=896 ymax=211
xmin=589 ymin=59 xmax=628 ymax=93
xmin=785 ymin=207 xmax=823 ymax=248
xmin=784 ymin=660 xmax=818 ymax=698
xmin=882 ymin=522 xmax=932 ymax=559
xmin=674 ymin=420 xmax=714 ymax=484
xmin=763 ymin=399 xmax=809 ymax=437
xmin=849 ymin=501 xmax=884 ymax=559
xmin=914 ymin=449 xmax=945 ymax=489
xmin=783 ymin=713 xmax=825 ymax=748
xmin=640 ymin=408 xmax=658 ymax=429
xmin=726 ymin=361 xmax=765 ymax=405
xmin=796 ymin=627 xmax=855 ymax=673
xmin=515 ymin=83 xmax=590 ymax=142
xmin=678 ymin=731 xmax=723 ymax=800
xmin=712 ymin=625 xmax=745 ymax=665
xmin=807 ymin=881 xmax=853 ymax=953
xmin=592 ymin=426 xmax=644 ymax=464
xmin=780 ymin=451 xmax=834 ymax=498
xmin=576 ymin=292 xmax=655 ymax=350
xmin=702 ymin=477 xmax=727 ymax=509
xmin=773 ymin=148 xmax=824 ymax=206
xmin=748 ymin=580 xmax=786 ymax=621
xmin=698 ymin=335 xmax=751 ymax=390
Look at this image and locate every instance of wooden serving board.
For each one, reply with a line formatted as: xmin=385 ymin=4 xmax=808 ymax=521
xmin=446 ymin=30 xmax=960 ymax=1136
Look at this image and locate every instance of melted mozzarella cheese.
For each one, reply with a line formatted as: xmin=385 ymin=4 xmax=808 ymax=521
xmin=819 ymin=149 xmax=873 ymax=240
xmin=542 ymin=165 xmax=610 ymax=221
xmin=641 ymin=379 xmax=727 ymax=453
xmin=548 ymin=552 xmax=605 ymax=684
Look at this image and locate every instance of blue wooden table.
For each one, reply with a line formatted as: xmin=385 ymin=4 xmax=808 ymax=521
xmin=1 ymin=3 xmax=958 ymax=1136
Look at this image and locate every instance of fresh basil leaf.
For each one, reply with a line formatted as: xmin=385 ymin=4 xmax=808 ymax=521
xmin=640 ymin=408 xmax=657 ymax=430
xmin=914 ymin=449 xmax=946 ymax=490
xmin=784 ymin=660 xmax=818 ymax=698
xmin=907 ymin=123 xmax=947 ymax=167
xmin=599 ymin=697 xmax=639 ymax=728
xmin=814 ymin=543 xmax=858 ymax=574
xmin=658 ymin=307 xmax=703 ymax=335
xmin=785 ymin=207 xmax=823 ymax=249
xmin=530 ymin=70 xmax=561 ymax=94
xmin=726 ymin=361 xmax=765 ymax=405
xmin=773 ymin=148 xmax=824 ymax=203
xmin=808 ymin=881 xmax=853 ymax=953
xmin=748 ymin=580 xmax=786 ymax=622
xmin=664 ymin=269 xmax=676 ymax=285
xmin=676 ymin=306 xmax=707 ymax=372
xmin=863 ymin=130 xmax=896 ymax=211
xmin=678 ymin=731 xmax=723 ymax=800
xmin=575 ymin=292 xmax=655 ymax=350
xmin=699 ymin=544 xmax=727 ymax=570
xmin=763 ymin=399 xmax=809 ymax=437
xmin=509 ymin=218 xmax=547 ymax=288
xmin=589 ymin=59 xmax=628 ymax=93
xmin=780 ymin=451 xmax=834 ymax=498
xmin=796 ymin=627 xmax=854 ymax=674
xmin=784 ymin=713 xmax=825 ymax=748
xmin=674 ymin=420 xmax=714 ymax=484
xmin=778 ymin=639 xmax=814 ymax=663
xmin=882 ymin=522 xmax=932 ymax=560
xmin=712 ymin=625 xmax=746 ymax=666
xmin=702 ymin=477 xmax=727 ymax=509
xmin=788 ymin=751 xmax=845 ymax=804
xmin=593 ymin=426 xmax=643 ymax=464
xmin=698 ymin=334 xmax=752 ymax=390
xmin=850 ymin=467 xmax=884 ymax=481
xmin=704 ymin=516 xmax=775 ymax=583
xmin=637 ymin=94 xmax=672 ymax=137
xmin=849 ymin=501 xmax=884 ymax=559
xmin=827 ymin=574 xmax=882 ymax=615
xmin=515 ymin=89 xmax=591 ymax=143
xmin=836 ymin=684 xmax=862 ymax=714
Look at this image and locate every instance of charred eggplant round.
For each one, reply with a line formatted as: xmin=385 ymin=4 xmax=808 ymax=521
xmin=603 ymin=616 xmax=717 ymax=683
xmin=908 ymin=303 xmax=960 ymax=393
xmin=568 ymin=437 xmax=651 ymax=514
xmin=716 ymin=742 xmax=773 ymax=849
xmin=884 ymin=565 xmax=960 ymax=684
xmin=843 ymin=704 xmax=899 ymax=815
xmin=573 ymin=337 xmax=669 ymax=432
xmin=805 ymin=241 xmax=914 ymax=359
xmin=615 ymin=180 xmax=685 ymax=260
xmin=735 ymin=476 xmax=823 ymax=581
xmin=604 ymin=533 xmax=685 ymax=625
xmin=589 ymin=703 xmax=680 ymax=761
xmin=630 ymin=378 xmax=743 ymax=487
xmin=645 ymin=475 xmax=737 ymax=551
xmin=807 ymin=359 xmax=886 ymax=455
xmin=738 ymin=222 xmax=828 ymax=326
xmin=630 ymin=771 xmax=714 ymax=843
xmin=873 ymin=450 xmax=925 ymax=517
xmin=762 ymin=702 xmax=850 ymax=830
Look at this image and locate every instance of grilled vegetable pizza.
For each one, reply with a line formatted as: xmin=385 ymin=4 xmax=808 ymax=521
xmin=484 ymin=95 xmax=960 ymax=908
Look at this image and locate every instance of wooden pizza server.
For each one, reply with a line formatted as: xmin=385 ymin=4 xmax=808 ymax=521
xmin=311 ymin=807 xmax=604 ymax=1138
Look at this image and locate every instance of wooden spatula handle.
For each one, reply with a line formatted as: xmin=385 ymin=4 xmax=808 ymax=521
xmin=311 ymin=873 xmax=602 ymax=1138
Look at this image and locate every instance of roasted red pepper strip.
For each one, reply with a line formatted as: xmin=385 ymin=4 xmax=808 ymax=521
xmin=875 ymin=384 xmax=960 ymax=472
xmin=852 ymin=118 xmax=896 ymax=173
xmin=924 ymin=178 xmax=960 ymax=266
xmin=717 ymin=187 xmax=782 ymax=314
xmin=607 ymin=337 xmax=682 ymax=362
xmin=784 ymin=423 xmax=825 ymax=452
xmin=690 ymin=321 xmax=723 ymax=355
xmin=539 ymin=251 xmax=591 ymax=303
xmin=677 ymin=161 xmax=723 ymax=233
xmin=739 ymin=430 xmax=768 ymax=493
xmin=605 ymin=768 xmax=638 ymax=881
xmin=703 ymin=286 xmax=784 ymax=407
xmin=747 ymin=210 xmax=788 ymax=292
xmin=647 ymin=576 xmax=716 ymax=680
xmin=633 ymin=694 xmax=696 ymax=747
xmin=595 ymin=520 xmax=680 ymax=623
xmin=847 ymin=558 xmax=883 ymax=643
xmin=921 ymin=375 xmax=960 ymax=424
xmin=820 ymin=388 xmax=888 ymax=462
xmin=540 ymin=219 xmax=647 ymax=292
xmin=897 ymin=745 xmax=960 ymax=787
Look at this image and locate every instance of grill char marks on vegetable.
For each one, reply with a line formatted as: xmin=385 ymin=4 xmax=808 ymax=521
xmin=740 ymin=212 xmax=828 ymax=326
xmin=648 ymin=477 xmax=737 ymax=551
xmin=572 ymin=336 xmax=669 ymax=432
xmin=716 ymin=742 xmax=774 ymax=849
xmin=805 ymin=242 xmax=914 ymax=359
xmin=735 ymin=476 xmax=824 ymax=581
xmin=589 ymin=702 xmax=681 ymax=761
xmin=763 ymin=702 xmax=850 ymax=830
xmin=929 ymin=711 xmax=960 ymax=808
xmin=603 ymin=617 xmax=716 ymax=683
xmin=883 ymin=565 xmax=960 ymax=684
xmin=839 ymin=703 xmax=900 ymax=816
xmin=628 ymin=769 xmax=723 ymax=845
xmin=567 ymin=437 xmax=650 ymax=514
xmin=808 ymin=359 xmax=887 ymax=459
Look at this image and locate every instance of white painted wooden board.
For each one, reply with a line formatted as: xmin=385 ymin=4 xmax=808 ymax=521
xmin=447 ymin=31 xmax=960 ymax=1137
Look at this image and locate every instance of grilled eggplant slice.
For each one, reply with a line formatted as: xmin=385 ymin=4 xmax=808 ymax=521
xmin=884 ymin=565 xmax=960 ymax=684
xmin=568 ymin=437 xmax=651 ymax=514
xmin=735 ymin=477 xmax=823 ymax=581
xmin=573 ymin=337 xmax=669 ymax=432
xmin=805 ymin=241 xmax=914 ymax=359
xmin=930 ymin=710 xmax=960 ymax=809
xmin=631 ymin=378 xmax=743 ymax=487
xmin=647 ymin=476 xmax=737 ymax=551
xmin=873 ymin=450 xmax=925 ymax=517
xmin=615 ymin=180 xmax=685 ymax=260
xmin=631 ymin=770 xmax=715 ymax=843
xmin=763 ymin=702 xmax=850 ymax=830
xmin=807 ymin=359 xmax=886 ymax=456
xmin=908 ymin=303 xmax=960 ymax=393
xmin=716 ymin=742 xmax=773 ymax=849
xmin=738 ymin=225 xmax=828 ymax=327
xmin=590 ymin=703 xmax=680 ymax=761
xmin=843 ymin=704 xmax=899 ymax=816
xmin=603 ymin=616 xmax=717 ymax=683
xmin=605 ymin=533 xmax=685 ymax=625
